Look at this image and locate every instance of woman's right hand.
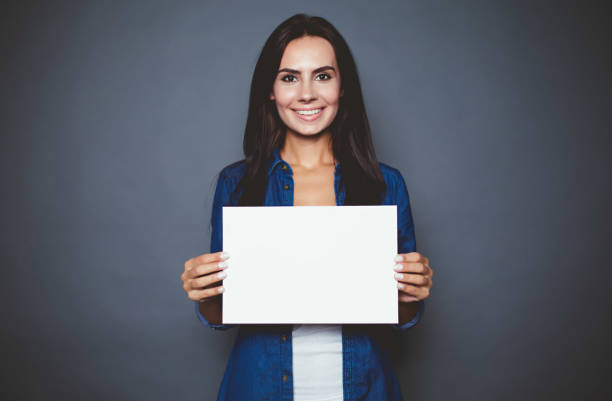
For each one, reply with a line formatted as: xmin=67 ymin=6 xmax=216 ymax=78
xmin=182 ymin=251 xmax=230 ymax=302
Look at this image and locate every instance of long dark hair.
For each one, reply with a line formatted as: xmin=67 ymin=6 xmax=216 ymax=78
xmin=233 ymin=13 xmax=386 ymax=206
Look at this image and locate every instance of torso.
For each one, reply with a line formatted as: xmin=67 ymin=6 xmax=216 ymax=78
xmin=290 ymin=160 xmax=344 ymax=401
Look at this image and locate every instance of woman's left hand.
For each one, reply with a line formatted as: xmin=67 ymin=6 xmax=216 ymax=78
xmin=393 ymin=252 xmax=434 ymax=303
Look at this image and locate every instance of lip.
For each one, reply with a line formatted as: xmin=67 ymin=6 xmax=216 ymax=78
xmin=292 ymin=107 xmax=324 ymax=111
xmin=292 ymin=106 xmax=325 ymax=121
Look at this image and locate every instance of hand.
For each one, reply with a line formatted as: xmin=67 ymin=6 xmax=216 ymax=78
xmin=393 ymin=252 xmax=433 ymax=303
xmin=182 ymin=251 xmax=230 ymax=302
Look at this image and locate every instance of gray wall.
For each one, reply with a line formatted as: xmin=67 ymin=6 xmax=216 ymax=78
xmin=2 ymin=1 xmax=610 ymax=400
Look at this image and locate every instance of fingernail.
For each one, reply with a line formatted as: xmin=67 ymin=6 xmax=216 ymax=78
xmin=220 ymin=252 xmax=230 ymax=260
xmin=218 ymin=261 xmax=228 ymax=269
xmin=394 ymin=273 xmax=403 ymax=280
xmin=217 ymin=271 xmax=227 ymax=279
xmin=397 ymin=283 xmax=404 ymax=289
xmin=218 ymin=287 xmax=225 ymax=293
xmin=393 ymin=264 xmax=402 ymax=271
xmin=394 ymin=255 xmax=403 ymax=262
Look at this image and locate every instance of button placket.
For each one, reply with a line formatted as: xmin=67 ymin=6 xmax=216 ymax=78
xmin=278 ymin=162 xmax=294 ymax=206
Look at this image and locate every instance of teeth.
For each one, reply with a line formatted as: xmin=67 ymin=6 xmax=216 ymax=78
xmin=296 ymin=109 xmax=321 ymax=115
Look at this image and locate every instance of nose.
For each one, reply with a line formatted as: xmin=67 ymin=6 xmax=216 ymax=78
xmin=299 ymin=80 xmax=316 ymax=102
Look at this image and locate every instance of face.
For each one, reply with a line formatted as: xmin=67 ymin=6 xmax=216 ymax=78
xmin=270 ymin=35 xmax=343 ymax=137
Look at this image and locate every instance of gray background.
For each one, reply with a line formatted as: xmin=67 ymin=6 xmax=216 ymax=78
xmin=2 ymin=0 xmax=611 ymax=400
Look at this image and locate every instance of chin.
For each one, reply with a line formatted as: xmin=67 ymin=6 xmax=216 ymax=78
xmin=286 ymin=119 xmax=335 ymax=137
xmin=290 ymin=126 xmax=329 ymax=137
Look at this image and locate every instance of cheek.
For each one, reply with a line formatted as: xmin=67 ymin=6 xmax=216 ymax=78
xmin=320 ymin=85 xmax=341 ymax=106
xmin=272 ymin=86 xmax=297 ymax=108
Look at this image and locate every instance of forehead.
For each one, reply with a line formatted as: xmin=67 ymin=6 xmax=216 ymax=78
xmin=279 ymin=36 xmax=337 ymax=69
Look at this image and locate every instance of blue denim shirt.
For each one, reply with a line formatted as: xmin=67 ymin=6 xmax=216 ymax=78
xmin=195 ymin=147 xmax=424 ymax=401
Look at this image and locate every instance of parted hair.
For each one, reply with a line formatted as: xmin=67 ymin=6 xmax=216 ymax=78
xmin=232 ymin=13 xmax=386 ymax=206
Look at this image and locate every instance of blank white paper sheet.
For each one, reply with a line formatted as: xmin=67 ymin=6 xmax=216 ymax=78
xmin=222 ymin=205 xmax=398 ymax=324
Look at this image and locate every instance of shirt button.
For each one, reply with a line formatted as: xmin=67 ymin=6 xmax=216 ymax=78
xmin=281 ymin=335 xmax=287 ymax=341
xmin=281 ymin=164 xmax=287 ymax=170
xmin=283 ymin=184 xmax=290 ymax=190
xmin=282 ymin=375 xmax=288 ymax=382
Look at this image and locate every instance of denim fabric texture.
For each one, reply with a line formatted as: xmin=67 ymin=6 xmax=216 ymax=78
xmin=195 ymin=147 xmax=425 ymax=401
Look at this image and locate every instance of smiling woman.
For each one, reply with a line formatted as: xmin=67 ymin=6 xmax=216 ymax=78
xmin=180 ymin=13 xmax=434 ymax=401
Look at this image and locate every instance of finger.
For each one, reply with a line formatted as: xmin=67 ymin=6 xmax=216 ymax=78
xmin=396 ymin=252 xmax=426 ymax=264
xmin=397 ymin=283 xmax=430 ymax=300
xmin=187 ymin=259 xmax=229 ymax=281
xmin=181 ymin=260 xmax=228 ymax=290
xmin=190 ymin=270 xmax=227 ymax=289
xmin=187 ymin=286 xmax=225 ymax=302
xmin=394 ymin=273 xmax=429 ymax=286
xmin=393 ymin=262 xmax=428 ymax=274
xmin=399 ymin=294 xmax=419 ymax=303
xmin=184 ymin=251 xmax=230 ymax=272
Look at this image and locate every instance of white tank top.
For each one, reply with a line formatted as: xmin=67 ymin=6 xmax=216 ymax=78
xmin=292 ymin=324 xmax=344 ymax=401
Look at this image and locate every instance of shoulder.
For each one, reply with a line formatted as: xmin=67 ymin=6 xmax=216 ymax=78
xmin=217 ymin=160 xmax=247 ymax=186
xmin=219 ymin=160 xmax=246 ymax=179
xmin=212 ymin=160 xmax=247 ymax=206
xmin=378 ymin=161 xmax=406 ymax=188
xmin=377 ymin=161 xmax=411 ymax=205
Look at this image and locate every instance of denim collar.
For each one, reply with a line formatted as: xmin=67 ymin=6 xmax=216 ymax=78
xmin=266 ymin=146 xmax=286 ymax=176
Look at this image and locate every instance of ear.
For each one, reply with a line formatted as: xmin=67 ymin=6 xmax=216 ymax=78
xmin=270 ymin=92 xmax=275 ymax=101
xmin=340 ymin=88 xmax=344 ymax=97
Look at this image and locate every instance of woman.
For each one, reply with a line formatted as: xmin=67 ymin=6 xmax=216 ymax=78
xmin=181 ymin=14 xmax=434 ymax=401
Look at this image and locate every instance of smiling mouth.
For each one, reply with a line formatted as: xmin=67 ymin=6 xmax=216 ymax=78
xmin=292 ymin=107 xmax=325 ymax=121
xmin=294 ymin=108 xmax=322 ymax=115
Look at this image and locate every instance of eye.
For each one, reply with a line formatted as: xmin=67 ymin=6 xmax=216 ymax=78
xmin=315 ymin=73 xmax=331 ymax=81
xmin=281 ymin=74 xmax=297 ymax=83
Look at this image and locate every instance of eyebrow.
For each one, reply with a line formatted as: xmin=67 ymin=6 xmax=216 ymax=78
xmin=277 ymin=65 xmax=336 ymax=75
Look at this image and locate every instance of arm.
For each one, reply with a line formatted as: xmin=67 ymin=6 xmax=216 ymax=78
xmin=392 ymin=169 xmax=427 ymax=330
xmin=193 ymin=170 xmax=236 ymax=331
xmin=398 ymin=299 xmax=420 ymax=325
xmin=197 ymin=296 xmax=224 ymax=327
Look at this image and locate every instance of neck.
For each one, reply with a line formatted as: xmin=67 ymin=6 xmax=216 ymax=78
xmin=280 ymin=130 xmax=335 ymax=170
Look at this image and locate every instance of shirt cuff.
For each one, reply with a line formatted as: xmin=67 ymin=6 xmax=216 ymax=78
xmin=392 ymin=299 xmax=425 ymax=331
xmin=194 ymin=300 xmax=236 ymax=331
